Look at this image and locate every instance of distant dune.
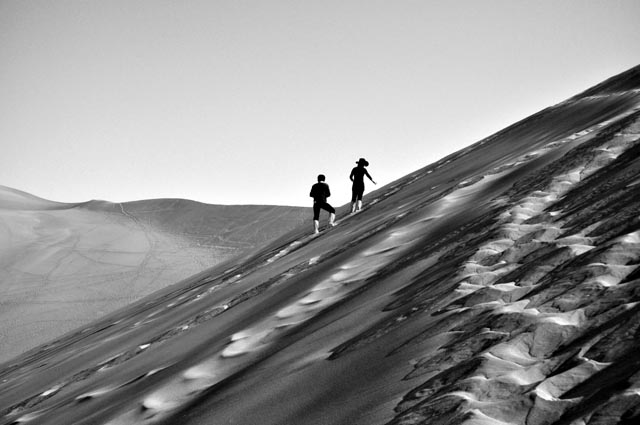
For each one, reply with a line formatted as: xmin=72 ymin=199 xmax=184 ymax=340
xmin=0 ymin=187 xmax=308 ymax=362
xmin=1 ymin=65 xmax=640 ymax=425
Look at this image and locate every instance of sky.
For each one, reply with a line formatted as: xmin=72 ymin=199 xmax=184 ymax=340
xmin=1 ymin=1 xmax=639 ymax=208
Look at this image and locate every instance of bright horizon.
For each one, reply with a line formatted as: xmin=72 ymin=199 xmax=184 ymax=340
xmin=1 ymin=0 xmax=639 ymax=207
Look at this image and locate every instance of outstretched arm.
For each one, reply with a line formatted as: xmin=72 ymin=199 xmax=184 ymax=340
xmin=365 ymin=170 xmax=376 ymax=185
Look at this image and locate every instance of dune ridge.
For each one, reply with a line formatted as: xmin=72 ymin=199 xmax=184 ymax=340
xmin=1 ymin=65 xmax=640 ymax=425
xmin=0 ymin=190 xmax=307 ymax=363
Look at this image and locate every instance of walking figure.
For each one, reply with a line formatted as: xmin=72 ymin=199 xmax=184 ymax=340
xmin=350 ymin=158 xmax=376 ymax=213
xmin=310 ymin=174 xmax=336 ymax=234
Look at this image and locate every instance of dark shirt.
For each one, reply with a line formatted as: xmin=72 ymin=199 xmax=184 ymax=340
xmin=310 ymin=182 xmax=331 ymax=202
xmin=350 ymin=167 xmax=371 ymax=185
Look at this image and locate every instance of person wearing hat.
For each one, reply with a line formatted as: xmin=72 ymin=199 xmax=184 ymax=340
xmin=350 ymin=158 xmax=376 ymax=213
xmin=309 ymin=174 xmax=336 ymax=234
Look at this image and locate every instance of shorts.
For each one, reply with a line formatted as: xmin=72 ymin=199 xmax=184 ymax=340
xmin=351 ymin=183 xmax=364 ymax=202
xmin=313 ymin=201 xmax=335 ymax=220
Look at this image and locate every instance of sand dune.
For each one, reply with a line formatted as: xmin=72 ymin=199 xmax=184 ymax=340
xmin=0 ymin=188 xmax=307 ymax=363
xmin=1 ymin=65 xmax=640 ymax=424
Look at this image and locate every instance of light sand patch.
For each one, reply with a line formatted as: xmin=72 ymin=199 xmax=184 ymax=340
xmin=582 ymin=263 xmax=637 ymax=287
xmin=562 ymin=244 xmax=596 ymax=256
xmin=567 ymin=130 xmax=591 ymax=140
xmin=452 ymin=282 xmax=530 ymax=306
xmin=456 ymin=407 xmax=519 ymax=425
xmin=480 ymin=352 xmax=545 ymax=385
xmin=496 ymin=223 xmax=545 ymax=240
xmin=298 ymin=286 xmax=339 ymax=305
xmin=534 ymin=359 xmax=608 ymax=400
xmin=488 ymin=334 xmax=540 ymax=367
xmin=537 ymin=309 xmax=585 ymax=327
xmin=497 ymin=241 xmax=549 ymax=264
xmin=104 ymin=360 xmax=228 ymax=424
xmin=11 ymin=410 xmax=48 ymax=423
xmin=75 ymin=385 xmax=120 ymax=401
xmin=266 ymin=240 xmax=303 ymax=263
xmin=455 ymin=282 xmax=485 ymax=296
xmin=527 ymin=393 xmax=580 ymax=425
xmin=469 ymin=240 xmax=514 ymax=260
xmin=460 ymin=260 xmax=512 ymax=275
xmin=457 ymin=266 xmax=520 ymax=287
xmin=222 ymin=328 xmax=275 ymax=358
xmin=617 ymin=230 xmax=640 ymax=243
xmin=627 ymin=178 xmax=640 ymax=187
xmin=468 ymin=283 xmax=532 ymax=305
xmin=590 ymin=244 xmax=640 ymax=265
xmin=623 ymin=387 xmax=640 ymax=397
xmin=493 ymin=300 xmax=538 ymax=315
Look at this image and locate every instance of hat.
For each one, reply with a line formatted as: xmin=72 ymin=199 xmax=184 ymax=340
xmin=356 ymin=158 xmax=369 ymax=166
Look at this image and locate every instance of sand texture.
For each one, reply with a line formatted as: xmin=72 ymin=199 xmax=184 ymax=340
xmin=0 ymin=191 xmax=307 ymax=363
xmin=1 ymin=65 xmax=640 ymax=425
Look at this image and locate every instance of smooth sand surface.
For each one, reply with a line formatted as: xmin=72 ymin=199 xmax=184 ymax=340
xmin=0 ymin=188 xmax=307 ymax=363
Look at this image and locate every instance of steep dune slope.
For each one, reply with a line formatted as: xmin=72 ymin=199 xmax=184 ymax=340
xmin=1 ymin=65 xmax=640 ymax=425
xmin=0 ymin=190 xmax=307 ymax=363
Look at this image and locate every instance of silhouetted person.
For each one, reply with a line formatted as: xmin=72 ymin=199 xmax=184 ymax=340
xmin=350 ymin=158 xmax=376 ymax=213
xmin=310 ymin=174 xmax=336 ymax=234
